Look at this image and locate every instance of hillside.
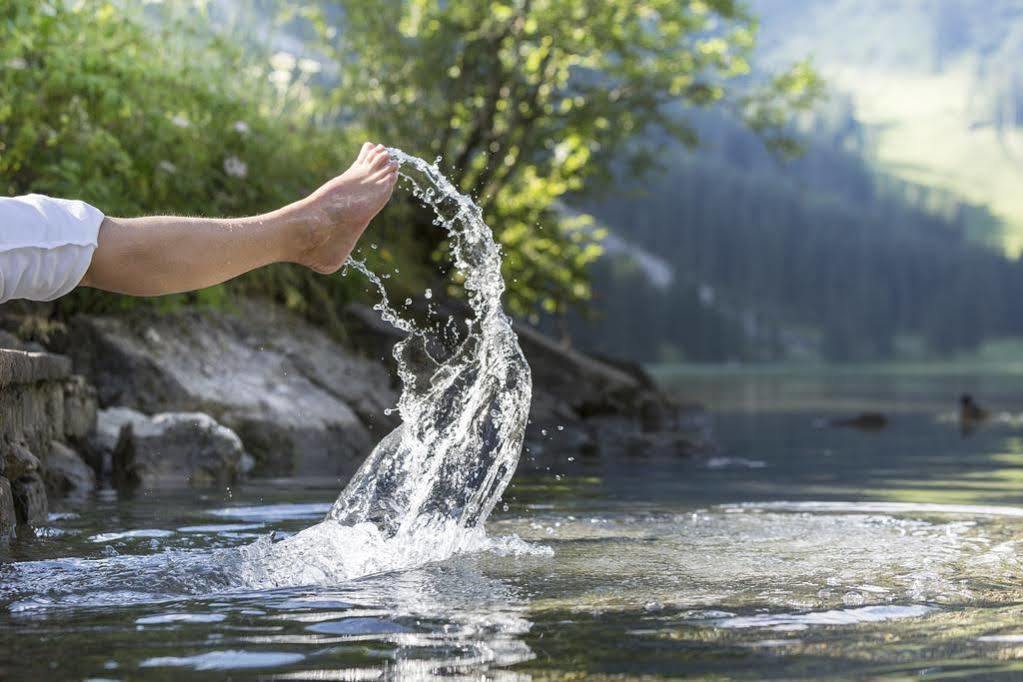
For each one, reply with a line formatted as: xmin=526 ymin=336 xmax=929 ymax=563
xmin=752 ymin=0 xmax=1023 ymax=253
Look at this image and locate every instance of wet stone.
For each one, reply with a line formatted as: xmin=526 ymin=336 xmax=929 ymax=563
xmin=43 ymin=441 xmax=96 ymax=499
xmin=11 ymin=472 xmax=48 ymax=525
xmin=4 ymin=442 xmax=40 ymax=480
xmin=0 ymin=477 xmax=15 ymax=540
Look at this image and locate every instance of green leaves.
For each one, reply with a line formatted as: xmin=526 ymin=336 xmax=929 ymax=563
xmin=306 ymin=0 xmax=820 ymax=318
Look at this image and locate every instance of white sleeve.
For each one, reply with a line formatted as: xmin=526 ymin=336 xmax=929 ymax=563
xmin=0 ymin=194 xmax=105 ymax=304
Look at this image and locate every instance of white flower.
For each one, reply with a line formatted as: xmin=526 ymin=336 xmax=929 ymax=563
xmin=269 ymin=70 xmax=292 ymax=88
xmin=4 ymin=58 xmax=27 ymax=70
xmin=298 ymin=58 xmax=322 ymax=74
xmin=171 ymin=115 xmax=190 ymax=128
xmin=157 ymin=160 xmax=178 ymax=174
xmin=269 ymin=51 xmax=296 ymax=72
xmin=233 ymin=121 xmax=250 ymax=135
xmin=224 ymin=156 xmax=248 ymax=179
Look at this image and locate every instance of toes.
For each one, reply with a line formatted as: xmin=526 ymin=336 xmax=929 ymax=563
xmin=369 ymin=149 xmax=391 ymax=170
xmin=357 ymin=141 xmax=373 ymax=163
xmin=375 ymin=168 xmax=398 ymax=185
xmin=371 ymin=161 xmax=398 ymax=181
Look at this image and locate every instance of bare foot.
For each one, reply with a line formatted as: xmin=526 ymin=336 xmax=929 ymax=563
xmin=293 ymin=142 xmax=398 ymax=274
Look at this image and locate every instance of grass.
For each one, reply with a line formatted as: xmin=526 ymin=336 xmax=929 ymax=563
xmin=824 ymin=62 xmax=1023 ymax=255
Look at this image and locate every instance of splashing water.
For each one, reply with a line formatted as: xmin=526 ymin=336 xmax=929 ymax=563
xmin=238 ymin=149 xmax=538 ymax=586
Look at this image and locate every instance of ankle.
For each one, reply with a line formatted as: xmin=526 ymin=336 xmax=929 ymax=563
xmin=269 ymin=199 xmax=328 ymax=266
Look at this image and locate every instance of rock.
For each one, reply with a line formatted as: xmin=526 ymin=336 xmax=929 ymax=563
xmin=0 ymin=478 xmax=15 ymax=540
xmin=0 ymin=348 xmax=71 ymax=390
xmin=63 ymin=376 xmax=97 ymax=441
xmin=4 ymin=443 xmax=40 ymax=480
xmin=11 ymin=473 xmax=47 ymax=525
xmin=0 ymin=343 xmax=99 ymax=518
xmin=342 ymin=302 xmax=713 ymax=459
xmin=43 ymin=441 xmax=96 ymax=499
xmin=70 ymin=301 xmax=394 ymax=476
xmin=95 ymin=406 xmax=149 ymax=451
xmin=98 ymin=407 xmax=247 ymax=488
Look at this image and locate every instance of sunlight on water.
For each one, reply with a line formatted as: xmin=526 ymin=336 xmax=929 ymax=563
xmin=495 ymin=501 xmax=1023 ymax=616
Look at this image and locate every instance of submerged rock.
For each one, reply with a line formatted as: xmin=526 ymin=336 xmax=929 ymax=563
xmin=69 ymin=301 xmax=398 ymax=477
xmin=97 ymin=407 xmax=249 ymax=488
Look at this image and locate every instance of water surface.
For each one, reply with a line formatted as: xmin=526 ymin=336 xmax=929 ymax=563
xmin=7 ymin=369 xmax=1023 ymax=679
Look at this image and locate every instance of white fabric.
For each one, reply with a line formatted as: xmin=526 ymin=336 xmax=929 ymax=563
xmin=0 ymin=194 xmax=104 ymax=303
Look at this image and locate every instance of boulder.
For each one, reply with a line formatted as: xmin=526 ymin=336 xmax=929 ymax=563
xmin=4 ymin=442 xmax=40 ymax=480
xmin=11 ymin=473 xmax=47 ymax=525
xmin=43 ymin=441 xmax=96 ymax=499
xmin=97 ymin=407 xmax=249 ymax=488
xmin=70 ymin=301 xmax=398 ymax=476
xmin=342 ymin=303 xmax=713 ymax=459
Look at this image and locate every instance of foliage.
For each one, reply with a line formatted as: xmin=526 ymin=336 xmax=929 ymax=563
xmin=574 ymin=114 xmax=1023 ymax=363
xmin=299 ymin=0 xmax=822 ymax=318
xmin=0 ymin=0 xmax=372 ymax=326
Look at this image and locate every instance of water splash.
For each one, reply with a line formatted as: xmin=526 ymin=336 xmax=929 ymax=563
xmin=240 ymin=149 xmax=535 ymax=585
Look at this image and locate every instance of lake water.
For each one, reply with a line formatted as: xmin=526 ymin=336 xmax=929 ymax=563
xmin=6 ymin=367 xmax=1023 ymax=679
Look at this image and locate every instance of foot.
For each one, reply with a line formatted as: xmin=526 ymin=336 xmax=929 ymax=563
xmin=293 ymin=142 xmax=399 ymax=274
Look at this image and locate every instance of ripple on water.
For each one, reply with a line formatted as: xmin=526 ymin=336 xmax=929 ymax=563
xmin=712 ymin=604 xmax=935 ymax=631
xmin=206 ymin=503 xmax=332 ymax=522
xmin=494 ymin=501 xmax=1023 ymax=615
xmin=139 ymin=650 xmax=305 ymax=671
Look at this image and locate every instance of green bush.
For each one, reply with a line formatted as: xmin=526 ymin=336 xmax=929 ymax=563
xmin=0 ymin=0 xmax=396 ymax=328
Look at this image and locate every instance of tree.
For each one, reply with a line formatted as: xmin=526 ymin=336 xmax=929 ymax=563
xmin=302 ymin=0 xmax=822 ymax=318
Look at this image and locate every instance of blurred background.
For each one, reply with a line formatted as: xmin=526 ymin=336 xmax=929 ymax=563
xmin=7 ymin=1 xmax=1023 ymax=368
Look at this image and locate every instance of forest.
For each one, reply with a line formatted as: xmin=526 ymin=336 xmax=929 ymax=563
xmin=573 ymin=108 xmax=1023 ymax=363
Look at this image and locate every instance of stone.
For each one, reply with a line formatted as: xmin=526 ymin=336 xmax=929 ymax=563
xmin=63 ymin=375 xmax=98 ymax=441
xmin=11 ymin=473 xmax=48 ymax=525
xmin=43 ymin=441 xmax=96 ymax=499
xmin=342 ymin=302 xmax=712 ymax=459
xmin=0 ymin=477 xmax=15 ymax=540
xmin=4 ymin=443 xmax=40 ymax=480
xmin=98 ymin=407 xmax=247 ymax=488
xmin=70 ymin=301 xmax=391 ymax=476
xmin=0 ymin=349 xmax=71 ymax=390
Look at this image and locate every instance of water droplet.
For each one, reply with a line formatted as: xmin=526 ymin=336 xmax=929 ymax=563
xmin=424 ymin=288 xmax=433 ymax=299
xmin=557 ymin=425 xmax=564 ymax=431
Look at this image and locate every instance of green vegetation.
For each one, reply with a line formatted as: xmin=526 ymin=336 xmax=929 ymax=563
xmin=302 ymin=0 xmax=821 ymax=316
xmin=0 ymin=0 xmax=820 ymax=332
xmin=0 ymin=0 xmax=369 ymax=326
xmin=574 ymin=112 xmax=1023 ymax=363
xmin=752 ymin=0 xmax=1023 ymax=255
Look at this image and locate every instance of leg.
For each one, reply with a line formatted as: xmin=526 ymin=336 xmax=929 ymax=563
xmin=81 ymin=143 xmax=398 ymax=296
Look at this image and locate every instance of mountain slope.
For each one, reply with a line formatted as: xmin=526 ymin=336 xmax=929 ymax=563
xmin=752 ymin=0 xmax=1023 ymax=253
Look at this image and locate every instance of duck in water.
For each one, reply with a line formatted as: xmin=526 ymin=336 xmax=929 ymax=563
xmin=959 ymin=394 xmax=990 ymax=435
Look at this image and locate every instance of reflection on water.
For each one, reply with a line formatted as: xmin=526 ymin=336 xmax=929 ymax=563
xmin=9 ymin=370 xmax=1023 ymax=678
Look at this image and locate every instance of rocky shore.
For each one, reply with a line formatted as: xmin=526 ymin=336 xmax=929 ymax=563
xmin=0 ymin=299 xmax=712 ymax=539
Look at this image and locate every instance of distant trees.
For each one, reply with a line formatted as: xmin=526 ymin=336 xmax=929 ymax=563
xmin=301 ymin=0 xmax=821 ymax=317
xmin=574 ymin=114 xmax=1023 ymax=363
